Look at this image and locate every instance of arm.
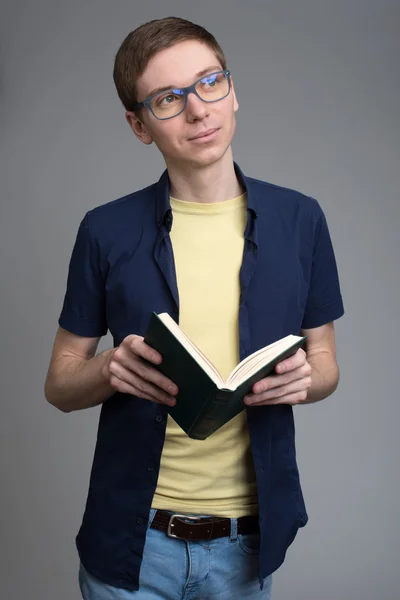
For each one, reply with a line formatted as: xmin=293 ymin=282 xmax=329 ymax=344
xmin=44 ymin=326 xmax=179 ymax=414
xmin=47 ymin=213 xmax=177 ymax=413
xmin=300 ymin=321 xmax=339 ymax=403
xmin=244 ymin=322 xmax=340 ymax=406
xmin=44 ymin=326 xmax=114 ymax=413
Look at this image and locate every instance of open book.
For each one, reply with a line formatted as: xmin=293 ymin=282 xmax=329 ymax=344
xmin=144 ymin=312 xmax=306 ymax=440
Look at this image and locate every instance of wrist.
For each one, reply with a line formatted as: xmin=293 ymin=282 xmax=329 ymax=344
xmin=99 ymin=348 xmax=116 ymax=384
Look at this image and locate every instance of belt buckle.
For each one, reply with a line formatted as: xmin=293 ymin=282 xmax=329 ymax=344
xmin=167 ymin=513 xmax=200 ymax=539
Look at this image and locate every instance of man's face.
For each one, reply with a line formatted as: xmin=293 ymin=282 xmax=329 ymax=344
xmin=126 ymin=40 xmax=239 ymax=168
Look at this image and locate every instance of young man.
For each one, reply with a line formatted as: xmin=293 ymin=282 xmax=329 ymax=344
xmin=45 ymin=17 xmax=344 ymax=600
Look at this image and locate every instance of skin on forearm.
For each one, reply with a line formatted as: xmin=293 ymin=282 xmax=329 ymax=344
xmin=45 ymin=349 xmax=115 ymax=413
xmin=303 ymin=349 xmax=340 ymax=404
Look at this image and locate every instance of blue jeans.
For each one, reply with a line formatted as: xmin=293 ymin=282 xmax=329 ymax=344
xmin=79 ymin=509 xmax=272 ymax=599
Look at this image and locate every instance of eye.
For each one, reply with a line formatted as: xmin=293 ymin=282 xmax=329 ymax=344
xmin=157 ymin=94 xmax=178 ymax=106
xmin=155 ymin=89 xmax=184 ymax=107
xmin=203 ymin=75 xmax=218 ymax=87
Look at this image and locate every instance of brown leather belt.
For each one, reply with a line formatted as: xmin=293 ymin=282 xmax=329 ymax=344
xmin=150 ymin=510 xmax=259 ymax=541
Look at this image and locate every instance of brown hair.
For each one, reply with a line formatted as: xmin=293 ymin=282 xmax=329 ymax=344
xmin=113 ymin=17 xmax=227 ymax=111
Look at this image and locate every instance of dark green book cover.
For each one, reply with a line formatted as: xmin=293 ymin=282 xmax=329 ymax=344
xmin=144 ymin=312 xmax=306 ymax=440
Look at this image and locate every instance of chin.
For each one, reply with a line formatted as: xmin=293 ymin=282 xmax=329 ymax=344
xmin=189 ymin=123 xmax=236 ymax=168
xmin=184 ymin=141 xmax=233 ymax=169
xmin=162 ymin=121 xmax=236 ymax=168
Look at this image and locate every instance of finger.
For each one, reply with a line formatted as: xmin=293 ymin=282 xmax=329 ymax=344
xmin=109 ymin=375 xmax=164 ymax=403
xmin=113 ymin=349 xmax=179 ymax=396
xmin=258 ymin=390 xmax=309 ymax=406
xmin=245 ymin=390 xmax=308 ymax=406
xmin=275 ymin=348 xmax=306 ymax=374
xmin=134 ymin=358 xmax=179 ymax=396
xmin=129 ymin=336 xmax=163 ymax=365
xmin=112 ymin=378 xmax=174 ymax=405
xmin=252 ymin=365 xmax=306 ymax=394
xmin=109 ymin=362 xmax=177 ymax=406
xmin=245 ymin=376 xmax=311 ymax=404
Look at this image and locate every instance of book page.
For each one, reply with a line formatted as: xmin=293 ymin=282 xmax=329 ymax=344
xmin=225 ymin=335 xmax=303 ymax=388
xmin=158 ymin=313 xmax=224 ymax=386
xmin=225 ymin=338 xmax=284 ymax=384
xmin=158 ymin=314 xmax=303 ymax=391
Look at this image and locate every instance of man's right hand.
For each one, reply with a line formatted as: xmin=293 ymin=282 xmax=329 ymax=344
xmin=102 ymin=335 xmax=179 ymax=406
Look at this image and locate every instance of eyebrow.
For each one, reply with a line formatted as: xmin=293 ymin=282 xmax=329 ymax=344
xmin=145 ymin=65 xmax=223 ymax=99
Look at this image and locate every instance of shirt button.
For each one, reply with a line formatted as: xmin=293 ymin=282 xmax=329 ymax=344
xmin=147 ymin=466 xmax=155 ymax=472
xmin=155 ymin=415 xmax=162 ymax=423
xmin=136 ymin=517 xmax=144 ymax=524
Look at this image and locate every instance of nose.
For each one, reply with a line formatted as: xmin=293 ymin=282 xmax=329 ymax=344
xmin=185 ymin=92 xmax=210 ymax=122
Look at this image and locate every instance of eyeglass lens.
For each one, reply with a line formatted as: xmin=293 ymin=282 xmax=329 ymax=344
xmin=149 ymin=72 xmax=230 ymax=119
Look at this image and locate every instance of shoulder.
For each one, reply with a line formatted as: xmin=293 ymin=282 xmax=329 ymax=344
xmin=246 ymin=176 xmax=326 ymax=247
xmin=246 ymin=175 xmax=323 ymax=220
xmin=79 ymin=181 xmax=158 ymax=245
xmin=88 ymin=181 xmax=156 ymax=225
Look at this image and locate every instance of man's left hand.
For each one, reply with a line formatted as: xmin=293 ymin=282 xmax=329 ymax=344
xmin=244 ymin=348 xmax=312 ymax=406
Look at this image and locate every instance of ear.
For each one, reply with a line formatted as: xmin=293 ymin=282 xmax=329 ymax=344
xmin=231 ymin=80 xmax=239 ymax=113
xmin=125 ymin=111 xmax=153 ymax=145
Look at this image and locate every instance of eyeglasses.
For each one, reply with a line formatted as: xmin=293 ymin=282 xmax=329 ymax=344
xmin=134 ymin=69 xmax=232 ymax=121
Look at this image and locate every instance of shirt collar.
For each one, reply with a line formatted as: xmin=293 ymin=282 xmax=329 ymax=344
xmin=155 ymin=162 xmax=257 ymax=228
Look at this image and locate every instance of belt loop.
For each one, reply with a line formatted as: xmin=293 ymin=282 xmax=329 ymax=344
xmin=147 ymin=508 xmax=157 ymax=528
xmin=229 ymin=518 xmax=238 ymax=542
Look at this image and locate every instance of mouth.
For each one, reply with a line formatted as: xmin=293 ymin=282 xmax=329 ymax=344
xmin=189 ymin=128 xmax=220 ymax=142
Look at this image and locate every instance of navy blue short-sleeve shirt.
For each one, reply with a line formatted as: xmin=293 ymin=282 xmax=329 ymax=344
xmin=58 ymin=163 xmax=344 ymax=591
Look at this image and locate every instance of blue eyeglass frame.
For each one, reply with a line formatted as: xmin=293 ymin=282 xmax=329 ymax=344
xmin=134 ymin=69 xmax=231 ymax=120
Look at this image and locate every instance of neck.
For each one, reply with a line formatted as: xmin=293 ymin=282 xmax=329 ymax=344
xmin=165 ymin=148 xmax=243 ymax=204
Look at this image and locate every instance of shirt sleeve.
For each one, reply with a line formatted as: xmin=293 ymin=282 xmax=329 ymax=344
xmin=58 ymin=212 xmax=108 ymax=337
xmin=301 ymin=207 xmax=344 ymax=329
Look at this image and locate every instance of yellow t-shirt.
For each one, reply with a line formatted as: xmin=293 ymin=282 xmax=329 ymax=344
xmin=151 ymin=193 xmax=258 ymax=517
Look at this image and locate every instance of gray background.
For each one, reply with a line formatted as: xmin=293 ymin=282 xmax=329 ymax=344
xmin=1 ymin=0 xmax=399 ymax=598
